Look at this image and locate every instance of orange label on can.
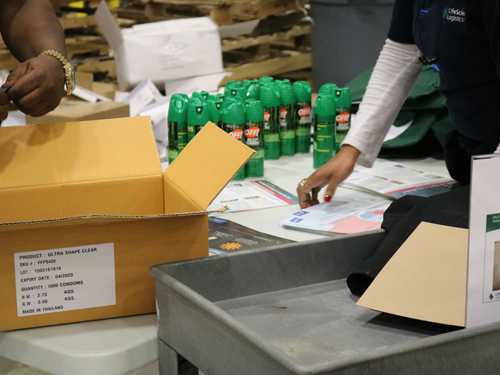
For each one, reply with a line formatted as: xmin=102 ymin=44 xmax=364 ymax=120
xmin=245 ymin=126 xmax=260 ymax=139
xmin=230 ymin=128 xmax=244 ymax=141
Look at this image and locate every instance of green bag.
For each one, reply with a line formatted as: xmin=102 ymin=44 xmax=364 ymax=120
xmin=347 ymin=65 xmax=453 ymax=158
xmin=348 ymin=65 xmax=441 ymax=103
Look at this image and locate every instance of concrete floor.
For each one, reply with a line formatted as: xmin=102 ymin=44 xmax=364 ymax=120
xmin=0 ymin=357 xmax=164 ymax=375
xmin=0 ymin=357 xmax=49 ymax=375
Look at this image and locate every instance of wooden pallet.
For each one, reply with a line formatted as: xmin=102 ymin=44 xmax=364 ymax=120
xmin=0 ymin=36 xmax=109 ymax=71
xmin=222 ymin=50 xmax=311 ymax=83
xmin=121 ymin=0 xmax=308 ymax=25
xmin=222 ymin=24 xmax=311 ymax=52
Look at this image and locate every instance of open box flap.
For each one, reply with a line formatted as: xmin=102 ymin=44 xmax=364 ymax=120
xmin=358 ymin=222 xmax=468 ymax=327
xmin=164 ymin=123 xmax=254 ymax=214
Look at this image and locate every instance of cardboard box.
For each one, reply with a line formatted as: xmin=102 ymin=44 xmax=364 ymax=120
xmin=27 ymin=98 xmax=129 ymax=124
xmin=95 ymin=1 xmax=224 ymax=90
xmin=0 ymin=118 xmax=253 ymax=331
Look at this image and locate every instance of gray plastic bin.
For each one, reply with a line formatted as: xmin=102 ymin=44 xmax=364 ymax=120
xmin=311 ymin=0 xmax=395 ymax=88
xmin=152 ymin=234 xmax=500 ymax=375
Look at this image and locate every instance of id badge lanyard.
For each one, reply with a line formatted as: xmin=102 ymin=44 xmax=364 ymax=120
xmin=414 ymin=0 xmax=444 ymax=68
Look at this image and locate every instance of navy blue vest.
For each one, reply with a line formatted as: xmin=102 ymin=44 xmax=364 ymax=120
xmin=414 ymin=0 xmax=500 ymax=141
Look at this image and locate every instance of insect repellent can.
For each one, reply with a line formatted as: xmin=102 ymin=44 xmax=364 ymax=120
xmin=260 ymin=84 xmax=281 ymax=160
xmin=278 ymin=80 xmax=296 ymax=156
xmin=199 ymin=91 xmax=210 ymax=101
xmin=167 ymin=93 xmax=189 ymax=163
xmin=225 ymin=81 xmax=246 ymax=100
xmin=187 ymin=97 xmax=210 ymax=141
xmin=245 ymin=99 xmax=265 ymax=177
xmin=318 ymin=83 xmax=338 ymax=96
xmin=207 ymin=94 xmax=224 ymax=128
xmin=313 ymin=94 xmax=336 ymax=169
xmin=222 ymin=101 xmax=247 ymax=180
xmin=246 ymin=80 xmax=260 ymax=100
xmin=191 ymin=91 xmax=204 ymax=101
xmin=334 ymin=87 xmax=352 ymax=151
xmin=259 ymin=76 xmax=274 ymax=85
xmin=293 ymin=81 xmax=313 ymax=153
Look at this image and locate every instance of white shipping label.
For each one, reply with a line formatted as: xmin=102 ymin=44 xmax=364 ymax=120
xmin=14 ymin=243 xmax=116 ymax=317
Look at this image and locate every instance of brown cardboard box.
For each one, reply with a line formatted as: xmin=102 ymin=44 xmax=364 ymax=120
xmin=0 ymin=118 xmax=253 ymax=331
xmin=358 ymin=222 xmax=468 ymax=327
xmin=27 ymin=98 xmax=129 ymax=124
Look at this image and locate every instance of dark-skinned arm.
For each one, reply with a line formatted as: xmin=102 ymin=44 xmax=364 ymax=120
xmin=0 ymin=0 xmax=67 ymax=117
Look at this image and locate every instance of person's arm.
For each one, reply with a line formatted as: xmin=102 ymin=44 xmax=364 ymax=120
xmin=0 ymin=0 xmax=66 ymax=60
xmin=296 ymin=0 xmax=422 ymax=208
xmin=296 ymin=40 xmax=421 ymax=208
xmin=342 ymin=39 xmax=422 ymax=167
xmin=0 ymin=0 xmax=67 ymax=117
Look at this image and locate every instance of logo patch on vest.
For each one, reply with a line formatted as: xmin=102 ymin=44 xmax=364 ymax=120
xmin=443 ymin=7 xmax=466 ymax=23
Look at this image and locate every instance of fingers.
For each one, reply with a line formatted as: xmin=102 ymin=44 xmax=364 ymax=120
xmin=6 ymin=62 xmax=31 ymax=88
xmin=8 ymin=70 xmax=41 ymax=103
xmin=0 ymin=90 xmax=10 ymax=106
xmin=297 ymin=179 xmax=312 ymax=209
xmin=16 ymin=88 xmax=49 ymax=117
xmin=0 ymin=106 xmax=8 ymax=122
xmin=323 ymin=178 xmax=340 ymax=203
xmin=297 ymin=172 xmax=328 ymax=209
xmin=4 ymin=56 xmax=65 ymax=117
xmin=310 ymin=187 xmax=321 ymax=206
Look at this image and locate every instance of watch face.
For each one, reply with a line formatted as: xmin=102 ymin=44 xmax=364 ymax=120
xmin=65 ymin=63 xmax=76 ymax=95
xmin=71 ymin=65 xmax=76 ymax=88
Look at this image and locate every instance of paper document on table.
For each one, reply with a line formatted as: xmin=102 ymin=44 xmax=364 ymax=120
xmin=282 ymin=190 xmax=391 ymax=235
xmin=343 ymin=160 xmax=454 ymax=199
xmin=209 ymin=179 xmax=297 ymax=213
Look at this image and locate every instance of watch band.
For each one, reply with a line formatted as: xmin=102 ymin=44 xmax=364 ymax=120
xmin=41 ymin=49 xmax=74 ymax=96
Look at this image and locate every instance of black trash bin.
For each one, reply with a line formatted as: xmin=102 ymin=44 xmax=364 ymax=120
xmin=311 ymin=0 xmax=395 ymax=89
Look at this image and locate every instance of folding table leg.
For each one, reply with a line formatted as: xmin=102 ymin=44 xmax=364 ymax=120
xmin=159 ymin=342 xmax=199 ymax=375
xmin=159 ymin=342 xmax=180 ymax=375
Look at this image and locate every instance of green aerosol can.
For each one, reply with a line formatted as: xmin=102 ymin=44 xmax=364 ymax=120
xmin=334 ymin=87 xmax=352 ymax=152
xmin=222 ymin=101 xmax=247 ymax=180
xmin=246 ymin=80 xmax=260 ymax=100
xmin=313 ymin=94 xmax=336 ymax=169
xmin=318 ymin=83 xmax=338 ymax=96
xmin=187 ymin=97 xmax=210 ymax=141
xmin=260 ymin=84 xmax=281 ymax=160
xmin=278 ymin=80 xmax=296 ymax=156
xmin=225 ymin=81 xmax=246 ymax=100
xmin=293 ymin=81 xmax=312 ymax=153
xmin=167 ymin=93 xmax=189 ymax=163
xmin=245 ymin=99 xmax=265 ymax=177
xmin=207 ymin=94 xmax=224 ymax=128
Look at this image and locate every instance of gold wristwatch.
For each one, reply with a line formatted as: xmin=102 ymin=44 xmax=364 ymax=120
xmin=41 ymin=49 xmax=75 ymax=96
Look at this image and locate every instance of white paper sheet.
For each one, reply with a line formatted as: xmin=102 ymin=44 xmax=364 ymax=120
xmin=128 ymin=80 xmax=164 ymax=116
xmin=2 ymin=111 xmax=26 ymax=127
xmin=209 ymin=180 xmax=297 ymax=213
xmin=72 ymin=85 xmax=111 ymax=103
xmin=282 ymin=190 xmax=390 ymax=235
xmin=344 ymin=159 xmax=453 ymax=199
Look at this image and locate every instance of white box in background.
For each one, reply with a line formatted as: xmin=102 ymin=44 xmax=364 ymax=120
xmin=95 ymin=1 xmax=224 ymax=90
